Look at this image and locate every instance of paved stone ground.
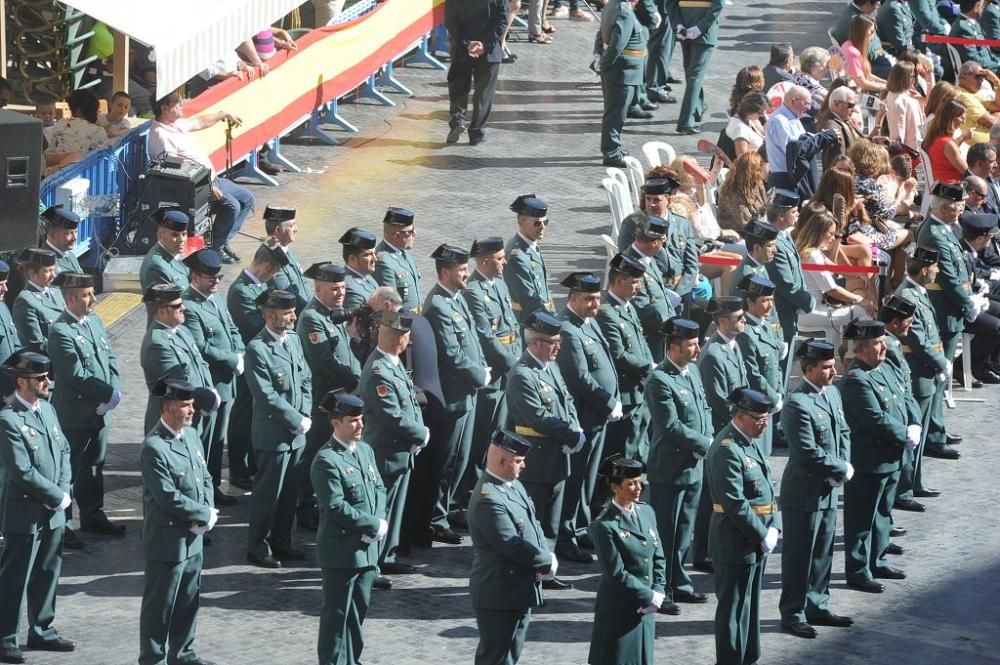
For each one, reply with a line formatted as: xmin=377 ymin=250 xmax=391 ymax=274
xmin=8 ymin=1 xmax=1000 ymax=663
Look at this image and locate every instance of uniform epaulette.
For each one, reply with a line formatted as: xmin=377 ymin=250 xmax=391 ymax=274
xmin=720 ymin=437 xmax=734 ymax=446
xmin=848 ymin=368 xmax=864 ymax=378
xmin=376 ymin=252 xmax=385 ymax=260
xmin=480 ymin=487 xmax=492 ymax=495
xmin=510 ymin=248 xmax=521 ymax=257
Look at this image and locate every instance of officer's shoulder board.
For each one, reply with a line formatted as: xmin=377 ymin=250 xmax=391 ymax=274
xmin=509 ymin=248 xmax=521 ymax=258
xmin=376 ymin=251 xmax=386 ymax=260
xmin=720 ymin=437 xmax=734 ymax=446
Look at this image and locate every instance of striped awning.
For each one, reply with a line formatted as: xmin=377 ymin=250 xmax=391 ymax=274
xmin=59 ymin=0 xmax=306 ymax=100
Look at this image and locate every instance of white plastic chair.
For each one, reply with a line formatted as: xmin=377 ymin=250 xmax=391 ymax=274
xmin=827 ymin=28 xmax=839 ymax=49
xmin=600 ymin=233 xmax=619 ymax=269
xmin=642 ymin=141 xmax=677 ymax=170
xmin=623 ymin=156 xmax=646 ymax=208
xmin=917 ymin=147 xmax=935 ymax=217
xmin=606 ymin=167 xmax=634 ymax=212
xmin=601 ymin=177 xmax=630 ymax=242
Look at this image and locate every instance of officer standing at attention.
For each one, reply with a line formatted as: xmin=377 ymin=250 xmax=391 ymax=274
xmin=462 ymin=238 xmax=521 ymax=497
xmin=730 ymin=221 xmax=780 ymax=297
xmin=555 ymin=272 xmax=622 ymax=565
xmin=311 ymin=391 xmax=387 ymax=665
xmin=504 ymin=194 xmax=555 ymax=324
xmin=736 ymin=276 xmax=785 ymax=455
xmin=296 ymin=263 xmax=360 ymax=531
xmin=263 ymin=206 xmax=313 ymax=314
xmin=40 ymin=206 xmax=83 ymax=275
xmin=12 ymin=248 xmax=62 ymax=353
xmin=764 ymin=191 xmax=813 ymax=376
xmin=645 ymin=317 xmax=712 ymax=616
xmin=706 ymin=388 xmax=780 ymax=665
xmin=839 ymin=319 xmax=916 ymax=594
xmin=181 ymin=249 xmax=244 ymax=507
xmin=624 ymin=216 xmax=677 ymax=362
xmin=139 ymin=207 xmax=191 ymax=293
xmin=505 ymin=311 xmax=584 ymax=591
xmin=467 ymin=429 xmax=556 ymax=665
xmin=339 ymin=227 xmax=380 ymax=311
xmin=360 ymin=311 xmax=429 ymax=586
xmin=778 ymin=340 xmax=854 ymax=639
xmin=669 ymin=0 xmax=724 ymax=134
xmin=596 ymin=254 xmax=655 ymax=464
xmin=375 ymin=207 xmax=422 ymax=312
xmin=599 ymin=0 xmax=646 ymax=168
xmin=137 ymin=377 xmax=217 ymax=665
xmin=48 ymin=272 xmax=124 ymax=538
xmin=588 ymin=456 xmax=667 ymax=665
xmin=0 ymin=352 xmax=75 ymax=664
xmin=245 ymin=289 xmax=313 ymax=568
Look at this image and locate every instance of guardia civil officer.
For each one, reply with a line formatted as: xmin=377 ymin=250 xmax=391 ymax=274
xmin=0 ymin=351 xmax=75 ymax=664
xmin=339 ymin=227 xmax=379 ymax=311
xmin=599 ymin=0 xmax=646 ymax=168
xmin=311 ymin=391 xmax=387 ymax=665
xmin=504 ymin=195 xmax=555 ymax=324
xmin=764 ymin=190 xmax=813 ymax=371
xmin=840 ymin=319 xmax=917 ymax=593
xmin=40 ymin=206 xmax=83 ymax=275
xmin=588 ymin=456 xmax=666 ymax=665
xmin=12 ymin=248 xmax=62 ymax=353
xmin=374 ymin=207 xmax=422 ymax=312
xmin=245 ymin=289 xmax=313 ymax=568
xmin=467 ymin=429 xmax=556 ymax=665
xmin=138 ymin=377 xmax=217 ymax=665
xmin=735 ymin=276 xmax=786 ymax=455
xmin=623 ymin=216 xmax=677 ymax=362
xmin=139 ymin=207 xmax=191 ymax=293
xmin=778 ymin=340 xmax=853 ymax=639
xmin=645 ymin=317 xmax=712 ymax=615
xmin=730 ymin=220 xmax=779 ymax=297
xmin=706 ymin=388 xmax=780 ymax=665
xmin=669 ymin=0 xmax=724 ymax=134
xmin=263 ymin=206 xmax=313 ymax=313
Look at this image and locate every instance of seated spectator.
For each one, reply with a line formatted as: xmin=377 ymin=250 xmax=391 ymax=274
xmin=41 ymin=135 xmax=80 ymax=178
xmin=950 ymin=0 xmax=1000 ymax=75
xmin=147 ymin=92 xmax=255 ymax=262
xmin=763 ymin=43 xmax=795 ymax=92
xmin=956 ymin=61 xmax=1000 ymax=145
xmin=253 ymin=26 xmax=298 ymax=62
xmin=964 ymin=174 xmax=995 ymax=213
xmin=45 ymin=89 xmax=111 ymax=157
xmin=886 ymin=61 xmax=926 ymax=150
xmin=33 ymin=94 xmax=58 ymax=141
xmin=810 ymin=167 xmax=877 ymax=299
xmin=967 ymin=141 xmax=1000 ymax=209
xmin=815 ymin=76 xmax=865 ymax=129
xmin=922 ymin=80 xmax=959 ymax=134
xmin=671 ymin=156 xmax=724 ymax=238
xmin=722 ymin=92 xmax=768 ymax=161
xmin=922 ymin=99 xmax=973 ymax=182
xmin=817 ymin=86 xmax=865 ymax=170
xmin=728 ymin=65 xmax=765 ymax=115
xmin=793 ymin=47 xmax=832 ymax=113
xmin=842 ymin=15 xmax=887 ymax=93
xmin=833 ymin=0 xmax=893 ymax=77
xmin=717 ymin=151 xmax=769 ymax=232
xmin=895 ymin=49 xmax=936 ymax=100
xmin=97 ymin=91 xmax=132 ymax=140
xmin=765 ymin=85 xmax=811 ymax=188
xmin=881 ymin=153 xmax=921 ymax=221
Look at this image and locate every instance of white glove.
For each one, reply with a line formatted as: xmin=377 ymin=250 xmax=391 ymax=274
xmin=410 ymin=444 xmax=423 ymax=455
xmin=990 ymin=268 xmax=1000 ymax=282
xmin=651 ymin=590 xmax=665 ymax=608
xmin=210 ymin=389 xmax=221 ymax=411
xmin=685 ymin=25 xmax=702 ymax=40
xmin=905 ymin=424 xmax=921 ymax=450
xmin=361 ymin=533 xmax=375 ymax=544
xmin=651 ymin=12 xmax=661 ymax=28
xmin=55 ymin=492 xmax=72 ymax=512
xmin=782 ymin=342 xmax=789 ymax=359
xmin=692 ymin=451 xmax=705 ymax=460
xmin=423 ymin=427 xmax=431 ymax=445
xmin=966 ymin=301 xmax=982 ymax=322
xmin=108 ymin=389 xmax=122 ymax=409
xmin=675 ymin=23 xmax=687 ymax=39
xmin=482 ymin=366 xmax=492 ymax=388
xmin=190 ymin=524 xmax=208 ymax=535
xmin=549 ymin=552 xmax=559 ymax=577
xmin=762 ymin=526 xmax=780 ymax=553
xmin=610 ymin=401 xmax=624 ymax=422
xmin=827 ymin=476 xmax=844 ymax=487
xmin=649 ymin=362 xmax=657 ymax=372
xmin=591 ymin=52 xmax=602 ymax=74
xmin=574 ymin=430 xmax=587 ymax=452
xmin=96 ymin=402 xmax=109 ymax=416
xmin=936 ymin=370 xmax=949 ymax=384
xmin=235 ymin=353 xmax=245 ymax=376
xmin=207 ymin=507 xmax=219 ymax=530
xmin=664 ymin=289 xmax=683 ymax=308
xmin=296 ymin=416 xmax=313 ymax=435
xmin=845 ymin=462 xmax=855 ymax=482
xmin=376 ymin=518 xmax=389 ymax=541
xmin=771 ymin=396 xmax=783 ymax=413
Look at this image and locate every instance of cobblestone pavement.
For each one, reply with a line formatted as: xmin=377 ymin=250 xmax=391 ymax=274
xmin=8 ymin=1 xmax=1000 ymax=663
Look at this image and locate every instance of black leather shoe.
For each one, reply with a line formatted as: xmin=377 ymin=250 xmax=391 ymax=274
xmin=886 ymin=542 xmax=904 ymax=555
xmin=847 ymin=577 xmax=884 ymax=593
xmin=214 ymin=489 xmax=238 ymax=506
xmin=925 ymin=444 xmax=960 ymax=460
xmin=542 ymin=577 xmax=574 ymax=591
xmin=0 ymin=646 xmax=24 ymax=663
xmin=219 ymin=253 xmax=237 ymax=265
xmin=666 ymin=75 xmax=682 ymax=84
xmin=247 ymin=553 xmax=281 ymax=568
xmin=373 ymin=575 xmax=393 ymax=590
xmin=446 ymin=125 xmax=466 ymax=144
xmin=914 ymin=487 xmax=941 ymax=498
xmin=894 ymin=498 xmax=925 ymax=512
xmin=230 ymin=475 xmax=254 ymax=491
xmin=468 ymin=133 xmax=485 ymax=146
xmin=381 ymin=562 xmax=416 ymax=575
xmin=890 ymin=526 xmax=907 ymax=537
xmin=555 ymin=543 xmax=594 ymax=563
xmin=974 ymin=369 xmax=1000 ymax=384
xmin=648 ymin=88 xmax=676 ymax=103
xmin=430 ymin=525 xmax=463 ymax=545
xmin=26 ymin=637 xmax=75 ymax=652
xmin=873 ymin=566 xmax=906 ymax=580
xmin=674 ymin=589 xmax=709 ymax=603
xmin=627 ymin=108 xmax=654 ymax=119
xmin=640 ymin=101 xmax=659 ymax=111
xmin=273 ymin=548 xmax=306 ymax=561
xmin=81 ymin=515 xmax=126 ymax=536
xmin=946 ymin=433 xmax=963 ymax=445
xmin=578 ymin=534 xmax=595 ymax=550
xmin=63 ymin=528 xmax=84 ymax=550
xmin=782 ymin=621 xmax=817 ymax=638
xmin=807 ymin=612 xmax=854 ymax=627
xmin=657 ymin=601 xmax=681 ymax=615
xmin=676 ymin=126 xmax=700 ymax=135
xmin=602 ymin=156 xmax=628 ymax=168
xmin=221 ymin=244 xmax=241 ymax=261
xmin=691 ymin=560 xmax=714 ymax=573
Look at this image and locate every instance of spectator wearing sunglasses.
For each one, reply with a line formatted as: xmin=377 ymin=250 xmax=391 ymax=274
xmin=817 ymin=86 xmax=866 ymax=171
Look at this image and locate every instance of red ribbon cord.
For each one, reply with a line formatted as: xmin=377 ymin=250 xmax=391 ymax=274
xmin=921 ymin=34 xmax=1000 ymax=48
xmin=697 ymin=255 xmax=879 ymax=274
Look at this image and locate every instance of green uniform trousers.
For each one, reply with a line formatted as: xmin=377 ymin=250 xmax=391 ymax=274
xmin=522 ymin=479 xmax=565 ymax=549
xmin=138 ymin=553 xmax=203 ymax=665
xmin=691 ymin=466 xmax=712 ymax=565
xmin=248 ymin=447 xmax=304 ymax=558
xmin=227 ymin=376 xmax=256 ymax=480
xmin=193 ymin=410 xmax=217 ymax=485
xmin=651 ymin=481 xmax=701 ymax=600
xmin=778 ymin=507 xmax=837 ymax=624
xmin=378 ymin=465 xmax=412 ymax=567
xmin=65 ymin=425 xmax=109 ymax=522
xmin=600 ymin=80 xmax=640 ymax=159
xmin=898 ymin=380 xmax=945 ymax=503
xmin=207 ymin=399 xmax=232 ymax=488
xmin=298 ymin=409 xmax=333 ymax=522
xmin=0 ymin=526 xmax=64 ymax=649
xmin=559 ymin=425 xmax=606 ymax=544
xmin=460 ymin=387 xmax=507 ymax=502
xmin=714 ymin=557 xmax=766 ymax=665
xmin=431 ymin=407 xmax=475 ymax=529
xmin=319 ymin=567 xmax=376 ymax=665
xmin=593 ymin=404 xmax=648 ymax=513
xmin=843 ymin=472 xmax=894 ymax=581
xmin=474 ymin=607 xmax=532 ymax=665
xmin=677 ymin=41 xmax=714 ymax=130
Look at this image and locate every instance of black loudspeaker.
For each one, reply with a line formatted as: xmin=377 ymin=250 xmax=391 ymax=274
xmin=0 ymin=110 xmax=44 ymax=253
xmin=130 ymin=156 xmax=212 ymax=253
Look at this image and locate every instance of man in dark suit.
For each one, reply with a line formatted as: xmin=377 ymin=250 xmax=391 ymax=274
xmin=445 ymin=0 xmax=507 ymax=146
xmin=763 ymin=43 xmax=795 ymax=92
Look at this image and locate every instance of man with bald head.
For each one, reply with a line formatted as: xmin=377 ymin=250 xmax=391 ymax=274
xmin=765 ymin=85 xmax=811 ymax=189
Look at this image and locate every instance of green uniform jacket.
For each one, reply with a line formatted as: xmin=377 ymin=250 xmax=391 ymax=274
xmin=883 ymin=333 xmax=923 ymax=424
xmin=0 ymin=398 xmax=71 ymax=534
xmin=268 ymin=245 xmax=313 ymax=313
xmin=596 ymin=293 xmax=654 ymax=407
xmin=505 ymin=352 xmax=581 ymax=485
xmin=706 ymin=424 xmax=779 ymax=565
xmin=730 ymin=257 xmax=768 ymax=297
xmin=296 ymin=297 xmax=360 ymax=404
xmin=139 ymin=422 xmax=213 ymax=562
xmin=13 ymin=283 xmax=65 ymax=352
xmin=556 ymin=307 xmax=619 ymax=430
xmin=374 ymin=240 xmax=422 ymax=311
xmin=49 ymin=244 xmax=83 ymax=276
xmin=698 ymin=333 xmax=748 ymax=434
xmin=140 ymin=323 xmax=214 ymax=431
xmin=504 ymin=234 xmax=554 ymax=324
xmin=908 ymin=0 xmax=948 ymax=34
xmin=48 ymin=312 xmax=121 ymax=431
xmin=467 ymin=472 xmax=551 ymax=610
xmin=838 ymin=360 xmax=912 ymax=474
xmin=778 ymin=381 xmax=850 ymax=511
xmin=139 ymin=243 xmax=190 ymax=293
xmin=617 ymin=214 xmax=673 ymax=280
xmin=646 ymin=360 xmax=713 ymax=486
xmin=876 ymin=0 xmax=915 ymax=54
xmin=983 ymin=0 xmax=1000 ymax=58
xmin=360 ymin=350 xmax=426 ymax=479
xmin=423 ymin=284 xmax=488 ymax=412
xmin=766 ymin=232 xmax=815 ymax=336
xmin=0 ymin=303 xmax=19 ymax=363
xmin=666 ymin=213 xmax=700 ymax=296
xmin=916 ymin=216 xmax=974 ymax=334
xmin=311 ymin=438 xmax=387 ymax=569
xmin=624 ymin=246 xmax=676 ymax=346
xmin=464 ymin=271 xmax=521 ymax=386
xmin=600 ymin=0 xmax=646 ymax=85
xmin=226 ymin=270 xmax=268 ymax=344
xmin=737 ymin=313 xmax=784 ymax=406
xmin=182 ymin=288 xmax=245 ymax=401
xmin=950 ymin=14 xmax=1000 ymax=72
xmin=344 ymin=268 xmax=378 ymax=311
xmin=667 ymin=0 xmax=725 ymax=45
xmin=245 ymin=329 xmax=312 ymax=452
xmin=895 ymin=279 xmax=948 ymax=395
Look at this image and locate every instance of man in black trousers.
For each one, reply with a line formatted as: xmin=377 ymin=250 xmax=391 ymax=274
xmin=445 ymin=0 xmax=507 ymax=146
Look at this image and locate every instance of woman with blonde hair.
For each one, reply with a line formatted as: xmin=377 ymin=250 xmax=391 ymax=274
xmin=717 ymin=152 xmax=768 ymax=232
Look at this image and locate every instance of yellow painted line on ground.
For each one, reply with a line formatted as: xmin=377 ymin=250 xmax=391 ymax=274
xmin=95 ymin=292 xmax=142 ymax=328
